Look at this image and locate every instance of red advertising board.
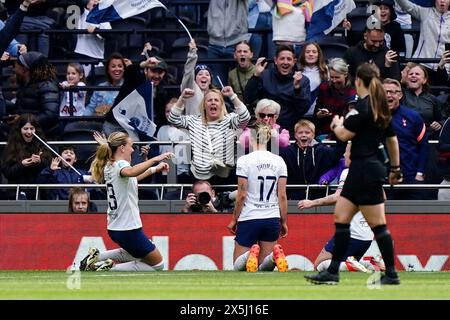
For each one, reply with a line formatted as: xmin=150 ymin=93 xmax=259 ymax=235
xmin=0 ymin=213 xmax=448 ymax=271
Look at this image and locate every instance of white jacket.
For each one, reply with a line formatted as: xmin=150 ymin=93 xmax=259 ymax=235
xmin=396 ymin=0 xmax=450 ymax=71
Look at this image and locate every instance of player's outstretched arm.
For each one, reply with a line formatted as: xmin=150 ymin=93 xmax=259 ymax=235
xmin=121 ymin=152 xmax=174 ymax=178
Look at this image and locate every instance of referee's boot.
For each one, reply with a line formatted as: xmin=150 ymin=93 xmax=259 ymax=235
xmin=304 ymin=270 xmax=339 ymax=285
xmin=380 ymin=273 xmax=400 ymax=285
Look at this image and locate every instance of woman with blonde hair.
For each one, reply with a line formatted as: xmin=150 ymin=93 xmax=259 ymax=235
xmin=228 ymin=122 xmax=288 ymax=273
xmin=315 ymin=58 xmax=356 ymax=139
xmin=169 ymin=86 xmax=250 ymax=184
xmin=79 ymin=131 xmax=173 ymax=272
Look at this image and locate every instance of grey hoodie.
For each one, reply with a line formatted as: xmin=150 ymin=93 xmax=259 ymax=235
xmin=396 ymin=0 xmax=450 ymax=71
xmin=207 ymin=0 xmax=249 ymax=47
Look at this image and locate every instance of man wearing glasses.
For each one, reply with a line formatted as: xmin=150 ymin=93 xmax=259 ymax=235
xmin=383 ymin=78 xmax=429 ymax=200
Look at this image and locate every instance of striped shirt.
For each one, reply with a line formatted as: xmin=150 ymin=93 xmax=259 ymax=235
xmin=169 ymin=103 xmax=250 ymax=179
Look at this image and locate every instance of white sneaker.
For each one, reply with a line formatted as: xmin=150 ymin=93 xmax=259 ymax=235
xmin=345 ymin=256 xmax=370 ymax=273
xmin=96 ymin=259 xmax=114 ymax=271
xmin=79 ymin=247 xmax=99 ymax=271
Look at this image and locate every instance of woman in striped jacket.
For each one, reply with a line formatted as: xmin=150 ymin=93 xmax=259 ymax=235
xmin=169 ymin=87 xmax=251 ymax=183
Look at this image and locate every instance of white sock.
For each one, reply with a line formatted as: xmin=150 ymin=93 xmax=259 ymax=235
xmin=98 ymin=248 xmax=135 ymax=263
xmin=233 ymin=251 xmax=249 ymax=271
xmin=317 ymin=259 xmax=349 ymax=271
xmin=317 ymin=259 xmax=331 ymax=272
xmin=110 ymin=260 xmax=163 ymax=272
xmin=258 ymin=253 xmax=275 ymax=271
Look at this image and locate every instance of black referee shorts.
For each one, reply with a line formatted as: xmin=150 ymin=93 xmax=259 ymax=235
xmin=340 ymin=157 xmax=387 ymax=205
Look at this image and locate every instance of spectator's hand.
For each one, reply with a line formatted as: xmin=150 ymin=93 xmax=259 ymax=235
xmin=280 ymin=222 xmax=288 ymax=238
xmin=123 ymin=58 xmax=132 ymax=67
xmin=430 ymin=121 xmax=442 ymax=131
xmin=385 ymin=50 xmax=398 ymax=67
xmin=59 ymin=81 xmax=71 ymax=89
xmin=50 ymin=157 xmax=61 ymax=171
xmin=439 ymin=50 xmax=450 ymax=69
xmin=140 ymin=144 xmax=150 ymax=157
xmin=183 ymin=193 xmax=197 ymax=212
xmin=93 ymin=131 xmax=108 ymax=145
xmin=221 ymin=86 xmax=235 ymax=98
xmin=142 ymin=42 xmax=152 ymax=58
xmin=22 ymin=157 xmax=34 ymax=167
xmin=415 ymin=173 xmax=425 ymax=181
xmin=330 ymin=115 xmax=344 ymax=130
xmin=18 ymin=44 xmax=27 ymax=55
xmin=139 ymin=56 xmax=160 ymax=69
xmin=189 ymin=39 xmax=197 ymax=50
xmin=204 ymin=201 xmax=218 ymax=213
xmin=181 ymin=88 xmax=195 ymax=99
xmin=316 ymin=108 xmax=331 ymax=118
xmin=342 ymin=18 xmax=351 ymax=30
xmin=227 ymin=218 xmax=237 ymax=234
xmin=293 ymin=71 xmax=303 ymax=89
xmin=23 ymin=0 xmax=42 ymax=5
xmin=1 ymin=52 xmax=9 ymax=61
xmin=31 ymin=151 xmax=42 ymax=164
xmin=6 ymin=114 xmax=20 ymax=126
xmin=156 ymin=162 xmax=170 ymax=173
xmin=254 ymin=57 xmax=268 ymax=77
xmin=297 ymin=199 xmax=314 ymax=210
xmin=87 ymin=25 xmax=96 ymax=33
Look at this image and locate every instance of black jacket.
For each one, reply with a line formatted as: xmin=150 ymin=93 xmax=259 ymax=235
xmin=280 ymin=140 xmax=344 ymax=200
xmin=13 ymin=80 xmax=60 ymax=135
xmin=343 ymin=41 xmax=401 ymax=80
xmin=244 ymin=66 xmax=310 ymax=135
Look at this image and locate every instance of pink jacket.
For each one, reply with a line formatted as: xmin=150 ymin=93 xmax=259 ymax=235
xmin=239 ymin=123 xmax=290 ymax=150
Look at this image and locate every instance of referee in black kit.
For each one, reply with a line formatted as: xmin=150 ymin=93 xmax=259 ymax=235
xmin=305 ymin=63 xmax=403 ymax=285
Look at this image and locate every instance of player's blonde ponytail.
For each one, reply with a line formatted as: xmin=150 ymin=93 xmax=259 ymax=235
xmin=90 ymin=132 xmax=129 ymax=183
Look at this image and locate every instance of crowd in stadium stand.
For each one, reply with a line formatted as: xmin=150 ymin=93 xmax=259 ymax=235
xmin=1 ymin=0 xmax=450 ymax=202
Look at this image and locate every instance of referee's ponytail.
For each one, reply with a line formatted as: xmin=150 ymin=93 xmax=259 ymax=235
xmin=355 ymin=63 xmax=391 ymax=128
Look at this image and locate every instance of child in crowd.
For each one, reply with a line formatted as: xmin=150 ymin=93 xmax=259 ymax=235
xmin=59 ymin=63 xmax=86 ymax=116
xmin=37 ymin=146 xmax=93 ymax=200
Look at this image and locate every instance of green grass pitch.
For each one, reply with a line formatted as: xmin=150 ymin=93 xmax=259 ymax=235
xmin=0 ymin=271 xmax=449 ymax=300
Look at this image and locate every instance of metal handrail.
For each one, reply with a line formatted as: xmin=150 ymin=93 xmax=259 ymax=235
xmin=2 ymin=183 xmax=450 ymax=201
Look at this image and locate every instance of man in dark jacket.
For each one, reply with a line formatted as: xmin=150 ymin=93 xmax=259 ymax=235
xmin=244 ymin=45 xmax=310 ymax=135
xmin=383 ymin=78 xmax=429 ymax=200
xmin=343 ymin=24 xmax=401 ymax=80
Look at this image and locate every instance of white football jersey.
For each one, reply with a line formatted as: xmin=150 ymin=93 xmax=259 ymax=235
xmin=236 ymin=150 xmax=288 ymax=221
xmin=339 ymin=169 xmax=374 ymax=241
xmin=104 ymin=160 xmax=142 ymax=231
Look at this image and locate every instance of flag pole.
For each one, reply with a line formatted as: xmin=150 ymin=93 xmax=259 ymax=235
xmin=216 ymin=76 xmax=225 ymax=89
xmin=32 ymin=132 xmax=83 ymax=176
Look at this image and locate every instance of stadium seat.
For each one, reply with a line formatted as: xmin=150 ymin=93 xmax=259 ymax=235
xmin=60 ymin=121 xmax=104 ymax=169
xmin=111 ymin=16 xmax=148 ymax=54
xmin=318 ymin=42 xmax=349 ymax=60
